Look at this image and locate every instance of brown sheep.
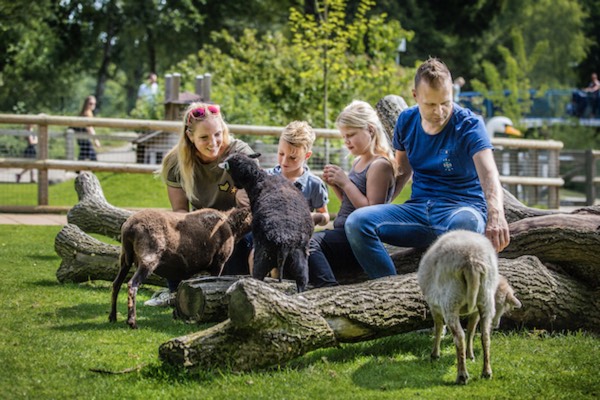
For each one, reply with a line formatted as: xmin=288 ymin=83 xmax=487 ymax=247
xmin=109 ymin=206 xmax=252 ymax=329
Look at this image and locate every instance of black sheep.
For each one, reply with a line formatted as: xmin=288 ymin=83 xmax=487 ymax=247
xmin=219 ymin=153 xmax=313 ymax=292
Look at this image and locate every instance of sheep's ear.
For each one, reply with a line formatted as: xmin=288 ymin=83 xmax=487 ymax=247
xmin=248 ymin=153 xmax=261 ymax=159
xmin=218 ymin=161 xmax=229 ymax=170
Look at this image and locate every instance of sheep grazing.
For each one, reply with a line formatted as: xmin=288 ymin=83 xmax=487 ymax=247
xmin=219 ymin=153 xmax=313 ymax=292
xmin=417 ymin=230 xmax=522 ymax=384
xmin=109 ymin=206 xmax=252 ymax=329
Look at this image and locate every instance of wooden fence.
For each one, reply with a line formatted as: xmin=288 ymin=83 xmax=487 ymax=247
xmin=0 ymin=113 xmax=574 ymax=211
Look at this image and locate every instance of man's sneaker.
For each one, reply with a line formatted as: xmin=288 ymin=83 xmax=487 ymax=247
xmin=144 ymin=289 xmax=175 ymax=307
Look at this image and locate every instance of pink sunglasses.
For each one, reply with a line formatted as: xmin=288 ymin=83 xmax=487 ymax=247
xmin=187 ymin=104 xmax=220 ymax=126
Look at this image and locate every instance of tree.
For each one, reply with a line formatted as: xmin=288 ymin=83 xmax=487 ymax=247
xmin=476 ymin=0 xmax=589 ymax=88
xmin=470 ymin=30 xmax=549 ymax=123
xmin=174 ymin=0 xmax=414 ymax=127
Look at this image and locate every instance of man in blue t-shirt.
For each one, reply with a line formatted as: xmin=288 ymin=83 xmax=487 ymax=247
xmin=345 ymin=57 xmax=510 ymax=279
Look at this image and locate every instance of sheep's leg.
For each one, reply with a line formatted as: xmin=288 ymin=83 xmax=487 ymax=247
xmin=466 ymin=312 xmax=480 ymax=361
xmin=252 ymin=248 xmax=273 ymax=281
xmin=285 ymin=249 xmax=308 ymax=292
xmin=479 ymin=302 xmax=495 ymax=379
xmin=446 ymin=314 xmax=469 ymax=385
xmin=109 ymin=250 xmax=134 ymax=323
xmin=430 ymin=308 xmax=444 ymax=360
xmin=126 ymin=258 xmax=156 ymax=329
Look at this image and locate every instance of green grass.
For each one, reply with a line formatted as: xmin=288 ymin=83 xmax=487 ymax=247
xmin=0 ymin=226 xmax=599 ymax=399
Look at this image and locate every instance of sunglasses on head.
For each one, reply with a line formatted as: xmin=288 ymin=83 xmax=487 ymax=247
xmin=187 ymin=105 xmax=220 ymax=125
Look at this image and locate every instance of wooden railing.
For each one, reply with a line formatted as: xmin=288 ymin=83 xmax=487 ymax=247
xmin=0 ymin=113 xmax=568 ymax=210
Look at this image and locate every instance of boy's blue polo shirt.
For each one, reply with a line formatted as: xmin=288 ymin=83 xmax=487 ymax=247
xmin=267 ymin=165 xmax=329 ymax=211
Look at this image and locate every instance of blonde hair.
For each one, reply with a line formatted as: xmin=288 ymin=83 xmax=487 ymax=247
xmin=160 ymin=102 xmax=231 ymax=202
xmin=280 ymin=121 xmax=316 ymax=153
xmin=336 ymin=100 xmax=396 ymax=173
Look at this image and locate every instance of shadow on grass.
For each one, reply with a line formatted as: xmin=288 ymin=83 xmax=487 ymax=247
xmin=350 ymin=356 xmax=453 ymax=390
xmin=50 ymin=302 xmax=210 ymax=335
xmin=291 ymin=331 xmax=434 ymax=368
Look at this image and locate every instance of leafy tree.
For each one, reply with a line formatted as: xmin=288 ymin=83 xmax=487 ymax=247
xmin=471 ymin=30 xmax=549 ymax=124
xmin=173 ymin=0 xmax=414 ymax=128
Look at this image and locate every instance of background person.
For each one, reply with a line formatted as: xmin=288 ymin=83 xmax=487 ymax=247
xmin=345 ymin=57 xmax=509 ymax=280
xmin=75 ymin=95 xmax=100 ymax=161
xmin=308 ymin=100 xmax=397 ymax=287
xmin=453 ymin=76 xmax=465 ymax=103
xmin=16 ymin=125 xmax=38 ymax=183
xmin=137 ymin=72 xmax=158 ymax=102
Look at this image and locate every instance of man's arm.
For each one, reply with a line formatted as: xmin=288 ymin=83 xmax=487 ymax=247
xmin=391 ymin=150 xmax=413 ymax=200
xmin=473 ymin=149 xmax=510 ymax=252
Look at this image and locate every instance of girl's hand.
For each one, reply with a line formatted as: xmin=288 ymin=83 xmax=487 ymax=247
xmin=322 ymin=164 xmax=348 ymax=188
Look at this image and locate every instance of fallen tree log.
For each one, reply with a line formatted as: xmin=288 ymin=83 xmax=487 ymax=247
xmin=66 ymin=172 xmax=133 ymax=240
xmin=175 ymin=276 xmax=298 ymax=323
xmin=159 ymin=256 xmax=600 ymax=371
xmin=501 ymin=214 xmax=600 ymax=286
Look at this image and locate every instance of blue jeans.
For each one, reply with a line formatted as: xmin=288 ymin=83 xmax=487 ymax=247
xmin=344 ymin=200 xmax=486 ymax=279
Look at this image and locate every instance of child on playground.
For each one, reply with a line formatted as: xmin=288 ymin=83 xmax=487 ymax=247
xmin=308 ymin=100 xmax=397 ymax=287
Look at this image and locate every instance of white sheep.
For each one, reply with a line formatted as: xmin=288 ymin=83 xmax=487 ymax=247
xmin=417 ymin=230 xmax=522 ymax=384
xmin=109 ymin=206 xmax=252 ymax=329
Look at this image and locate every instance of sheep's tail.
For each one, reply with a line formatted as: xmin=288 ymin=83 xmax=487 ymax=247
xmin=464 ymin=257 xmax=485 ymax=314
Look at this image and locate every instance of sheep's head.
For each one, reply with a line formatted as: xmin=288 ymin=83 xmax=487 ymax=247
xmin=218 ymin=153 xmax=263 ymax=191
xmin=226 ymin=207 xmax=253 ymax=238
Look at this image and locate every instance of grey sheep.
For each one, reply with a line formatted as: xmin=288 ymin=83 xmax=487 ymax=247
xmin=109 ymin=206 xmax=252 ymax=329
xmin=417 ymin=230 xmax=522 ymax=384
xmin=219 ymin=152 xmax=313 ymax=292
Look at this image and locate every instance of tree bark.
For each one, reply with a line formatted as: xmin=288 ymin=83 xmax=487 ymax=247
xmin=159 ymin=256 xmax=600 ymax=371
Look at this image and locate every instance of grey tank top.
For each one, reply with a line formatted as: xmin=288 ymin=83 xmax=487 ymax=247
xmin=333 ymin=158 xmax=393 ymax=229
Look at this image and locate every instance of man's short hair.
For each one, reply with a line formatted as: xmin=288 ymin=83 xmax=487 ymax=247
xmin=415 ymin=58 xmax=452 ymax=90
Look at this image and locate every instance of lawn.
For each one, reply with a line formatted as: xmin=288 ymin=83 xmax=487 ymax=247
xmin=0 ymin=225 xmax=598 ymax=399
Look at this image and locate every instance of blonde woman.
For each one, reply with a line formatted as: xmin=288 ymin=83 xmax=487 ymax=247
xmin=157 ymin=102 xmax=255 ymax=294
xmin=308 ymin=100 xmax=396 ymax=287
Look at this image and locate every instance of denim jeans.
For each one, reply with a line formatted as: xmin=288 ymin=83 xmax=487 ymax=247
xmin=344 ymin=200 xmax=486 ymax=279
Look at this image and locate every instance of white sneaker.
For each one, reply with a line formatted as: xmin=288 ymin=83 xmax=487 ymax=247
xmin=144 ymin=289 xmax=175 ymax=307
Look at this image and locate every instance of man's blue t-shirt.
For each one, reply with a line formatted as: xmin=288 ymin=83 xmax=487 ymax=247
xmin=392 ymin=104 xmax=492 ymax=213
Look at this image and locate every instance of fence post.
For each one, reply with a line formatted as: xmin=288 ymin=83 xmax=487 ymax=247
xmin=548 ymin=148 xmax=560 ymax=209
xmin=37 ymin=123 xmax=49 ymax=206
xmin=65 ymin=128 xmax=75 ymax=160
xmin=585 ymin=149 xmax=595 ymax=205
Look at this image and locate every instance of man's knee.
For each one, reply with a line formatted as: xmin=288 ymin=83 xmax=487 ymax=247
xmin=447 ymin=208 xmax=485 ymax=233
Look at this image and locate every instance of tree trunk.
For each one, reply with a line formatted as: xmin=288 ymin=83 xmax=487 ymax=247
xmin=159 ymin=256 xmax=600 ymax=371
